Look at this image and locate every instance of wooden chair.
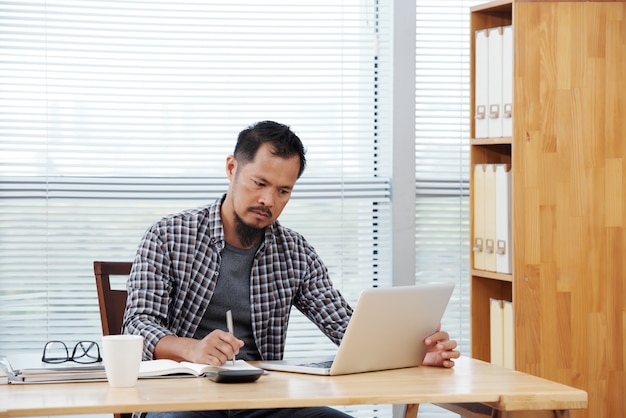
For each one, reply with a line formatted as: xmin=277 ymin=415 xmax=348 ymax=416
xmin=93 ymin=261 xmax=132 ymax=335
xmin=93 ymin=261 xmax=133 ymax=418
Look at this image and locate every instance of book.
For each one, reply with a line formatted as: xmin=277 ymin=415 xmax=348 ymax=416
xmin=3 ymin=352 xmax=261 ymax=384
xmin=12 ymin=364 xmax=107 ymax=383
xmin=139 ymin=359 xmax=262 ymax=378
xmin=503 ymin=300 xmax=515 ymax=369
xmin=4 ymin=352 xmax=107 ymax=384
xmin=489 ymin=298 xmax=504 ymax=367
xmin=489 ymin=298 xmax=515 ymax=370
xmin=6 ymin=352 xmax=106 ymax=383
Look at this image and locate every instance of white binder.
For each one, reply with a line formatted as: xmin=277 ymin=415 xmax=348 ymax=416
xmin=472 ymin=164 xmax=486 ymax=270
xmin=474 ymin=29 xmax=489 ymax=139
xmin=483 ymin=164 xmax=497 ymax=272
xmin=488 ymin=27 xmax=503 ymax=138
xmin=503 ymin=300 xmax=515 ymax=369
xmin=495 ymin=164 xmax=512 ymax=274
xmin=501 ymin=25 xmax=513 ymax=137
xmin=490 ymin=298 xmax=504 ymax=367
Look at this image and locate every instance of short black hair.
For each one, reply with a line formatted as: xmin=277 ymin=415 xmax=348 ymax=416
xmin=234 ymin=121 xmax=307 ymax=178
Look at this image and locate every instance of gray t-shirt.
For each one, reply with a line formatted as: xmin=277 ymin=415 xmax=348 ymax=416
xmin=193 ymin=242 xmax=261 ymax=360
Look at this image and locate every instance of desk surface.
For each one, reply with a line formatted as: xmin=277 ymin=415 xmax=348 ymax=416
xmin=0 ymin=357 xmax=587 ymax=417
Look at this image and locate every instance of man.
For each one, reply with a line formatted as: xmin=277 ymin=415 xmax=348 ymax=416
xmin=123 ymin=121 xmax=460 ymax=418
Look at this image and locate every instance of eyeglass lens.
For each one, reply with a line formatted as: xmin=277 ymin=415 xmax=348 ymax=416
xmin=42 ymin=341 xmax=70 ymax=363
xmin=71 ymin=341 xmax=101 ymax=363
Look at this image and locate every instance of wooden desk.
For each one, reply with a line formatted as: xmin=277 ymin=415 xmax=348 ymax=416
xmin=0 ymin=357 xmax=586 ymax=418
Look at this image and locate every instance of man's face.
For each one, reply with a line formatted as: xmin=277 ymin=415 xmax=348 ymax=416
xmin=226 ymin=142 xmax=300 ymax=232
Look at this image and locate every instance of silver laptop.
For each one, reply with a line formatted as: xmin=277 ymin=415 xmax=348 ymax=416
xmin=259 ymin=283 xmax=455 ymax=376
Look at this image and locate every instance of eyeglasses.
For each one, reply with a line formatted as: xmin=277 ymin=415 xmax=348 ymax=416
xmin=41 ymin=340 xmax=102 ymax=364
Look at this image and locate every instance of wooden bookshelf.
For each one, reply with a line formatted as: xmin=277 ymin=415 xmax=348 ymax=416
xmin=469 ymin=2 xmax=626 ymax=418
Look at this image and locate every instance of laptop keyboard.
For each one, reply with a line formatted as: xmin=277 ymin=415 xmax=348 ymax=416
xmin=299 ymin=360 xmax=334 ymax=369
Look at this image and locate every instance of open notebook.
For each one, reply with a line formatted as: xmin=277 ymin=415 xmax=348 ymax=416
xmin=259 ymin=283 xmax=455 ymax=376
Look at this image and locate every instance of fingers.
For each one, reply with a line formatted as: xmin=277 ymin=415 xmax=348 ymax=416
xmin=430 ymin=335 xmax=460 ymax=359
xmin=422 ymin=328 xmax=461 ymax=368
xmin=436 ymin=339 xmax=459 ymax=353
xmin=424 ymin=330 xmax=450 ymax=346
xmin=422 ymin=343 xmax=460 ymax=368
xmin=195 ymin=330 xmax=244 ymax=366
xmin=441 ymin=358 xmax=456 ymax=368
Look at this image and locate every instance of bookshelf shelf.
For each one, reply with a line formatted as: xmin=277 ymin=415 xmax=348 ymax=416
xmin=470 ymin=269 xmax=512 ymax=283
xmin=470 ymin=137 xmax=512 ymax=146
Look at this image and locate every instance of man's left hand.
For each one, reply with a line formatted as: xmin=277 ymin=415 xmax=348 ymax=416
xmin=422 ymin=329 xmax=460 ymax=368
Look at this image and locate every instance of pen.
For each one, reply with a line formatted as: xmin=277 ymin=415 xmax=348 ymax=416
xmin=226 ymin=310 xmax=236 ymax=366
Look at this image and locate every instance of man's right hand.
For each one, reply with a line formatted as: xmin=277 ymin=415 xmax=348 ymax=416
xmin=154 ymin=331 xmax=244 ymax=365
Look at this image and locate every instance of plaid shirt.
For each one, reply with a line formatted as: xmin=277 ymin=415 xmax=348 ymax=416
xmin=123 ymin=194 xmax=353 ymax=361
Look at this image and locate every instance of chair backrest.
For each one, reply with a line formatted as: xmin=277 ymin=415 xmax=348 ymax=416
xmin=93 ymin=261 xmax=132 ymax=336
xmin=93 ymin=261 xmax=134 ymax=418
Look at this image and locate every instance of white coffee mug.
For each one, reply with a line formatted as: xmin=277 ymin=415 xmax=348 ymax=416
xmin=102 ymin=334 xmax=144 ymax=387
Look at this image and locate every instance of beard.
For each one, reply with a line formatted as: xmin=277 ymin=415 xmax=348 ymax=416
xmin=234 ymin=209 xmax=266 ymax=248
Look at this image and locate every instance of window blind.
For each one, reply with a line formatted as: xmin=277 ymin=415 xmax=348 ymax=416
xmin=0 ymin=0 xmax=393 ymax=368
xmin=0 ymin=6 xmax=395 ymax=414
xmin=413 ymin=2 xmax=483 ymax=416
xmin=415 ymin=0 xmax=484 ymax=358
xmin=0 ymin=1 xmax=481 ymax=416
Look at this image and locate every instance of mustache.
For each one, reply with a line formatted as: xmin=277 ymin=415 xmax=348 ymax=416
xmin=249 ymin=206 xmax=272 ymax=218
